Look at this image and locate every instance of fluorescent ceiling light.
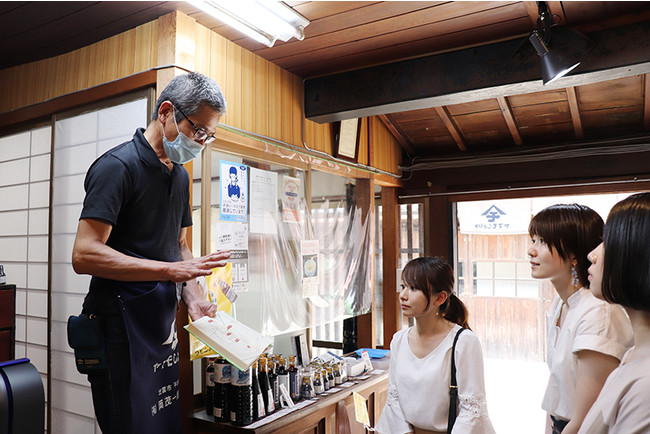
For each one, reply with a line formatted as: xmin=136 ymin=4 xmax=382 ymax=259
xmin=188 ymin=0 xmax=309 ymax=47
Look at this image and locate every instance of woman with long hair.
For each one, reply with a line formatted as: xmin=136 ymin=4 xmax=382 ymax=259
xmin=579 ymin=192 xmax=650 ymax=433
xmin=528 ymin=204 xmax=633 ymax=434
xmin=376 ymin=256 xmax=495 ymax=433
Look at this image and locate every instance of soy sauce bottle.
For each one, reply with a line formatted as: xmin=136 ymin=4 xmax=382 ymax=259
xmin=251 ymin=362 xmax=266 ymax=421
xmin=204 ymin=357 xmax=216 ymax=416
xmin=258 ymin=357 xmax=275 ymax=415
xmin=300 ymin=375 xmax=314 ymax=400
xmin=268 ymin=357 xmax=280 ymax=410
xmin=288 ymin=355 xmax=299 ymax=401
xmin=276 ymin=357 xmax=290 ymax=407
xmin=213 ymin=357 xmax=231 ymax=422
xmin=230 ymin=366 xmax=253 ymax=426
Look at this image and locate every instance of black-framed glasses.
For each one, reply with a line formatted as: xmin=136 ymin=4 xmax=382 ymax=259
xmin=174 ymin=105 xmax=216 ymax=144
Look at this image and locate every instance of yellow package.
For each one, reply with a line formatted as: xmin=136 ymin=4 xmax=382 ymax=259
xmin=188 ymin=263 xmax=233 ymax=360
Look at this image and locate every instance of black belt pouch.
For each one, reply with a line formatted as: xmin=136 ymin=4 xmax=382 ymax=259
xmin=67 ymin=314 xmax=107 ymax=374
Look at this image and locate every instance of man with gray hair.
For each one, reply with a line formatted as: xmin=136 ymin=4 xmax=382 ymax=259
xmin=71 ymin=72 xmax=230 ymax=433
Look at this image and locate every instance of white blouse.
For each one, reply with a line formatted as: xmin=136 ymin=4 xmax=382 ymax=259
xmin=542 ymin=289 xmax=633 ymax=421
xmin=376 ymin=324 xmax=495 ymax=434
xmin=578 ymin=348 xmax=650 ymax=434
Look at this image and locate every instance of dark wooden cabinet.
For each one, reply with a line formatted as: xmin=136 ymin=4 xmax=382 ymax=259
xmin=0 ymin=284 xmax=16 ymax=362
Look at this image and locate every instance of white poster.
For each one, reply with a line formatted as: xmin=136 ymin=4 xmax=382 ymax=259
xmin=220 ymin=161 xmax=248 ymax=222
xmin=281 ymin=175 xmax=301 ymax=223
xmin=249 ymin=167 xmax=278 ymax=235
xmin=215 ymin=222 xmax=249 ymax=293
xmin=457 ymin=199 xmax=531 ymax=234
xmin=301 ymin=239 xmax=319 ymax=298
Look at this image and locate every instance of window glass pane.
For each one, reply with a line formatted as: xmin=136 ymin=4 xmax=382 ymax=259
xmin=475 ymin=279 xmax=493 ymax=296
xmin=475 ymin=261 xmax=493 ymax=278
xmin=494 ymin=262 xmax=516 ymax=279
xmin=494 ymin=279 xmax=516 ymax=297
xmin=516 ymin=262 xmax=532 ymax=279
xmin=516 ymin=280 xmax=540 ymax=298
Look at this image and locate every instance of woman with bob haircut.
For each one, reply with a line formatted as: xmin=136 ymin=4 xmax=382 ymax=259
xmin=579 ymin=192 xmax=650 ymax=433
xmin=528 ymin=204 xmax=632 ymax=434
xmin=376 ymin=257 xmax=495 ymax=434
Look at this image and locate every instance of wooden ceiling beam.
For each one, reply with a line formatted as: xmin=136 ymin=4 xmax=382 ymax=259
xmin=566 ymin=86 xmax=584 ymax=139
xmin=523 ymin=2 xmax=539 ymax=28
xmin=496 ymin=97 xmax=523 ymax=145
xmin=377 ymin=114 xmax=416 ymax=157
xmin=305 ymin=19 xmax=650 ymax=123
xmin=434 ymin=106 xmax=466 ymax=152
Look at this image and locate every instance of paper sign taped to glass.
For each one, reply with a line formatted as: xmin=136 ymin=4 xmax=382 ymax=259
xmin=188 ymin=264 xmax=234 ymax=360
xmin=215 ymin=222 xmax=249 ymax=293
xmin=301 ymin=239 xmax=319 ymax=298
xmin=185 ymin=311 xmax=273 ymax=371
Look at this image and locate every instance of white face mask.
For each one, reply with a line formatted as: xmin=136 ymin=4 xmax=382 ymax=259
xmin=161 ymin=109 xmax=204 ymax=164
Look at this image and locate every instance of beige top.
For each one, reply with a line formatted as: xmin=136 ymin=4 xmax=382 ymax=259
xmin=542 ymin=289 xmax=633 ymax=420
xmin=578 ymin=347 xmax=650 ymax=434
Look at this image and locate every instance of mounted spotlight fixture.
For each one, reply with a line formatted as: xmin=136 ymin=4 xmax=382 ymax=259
xmin=529 ymin=1 xmax=581 ymax=85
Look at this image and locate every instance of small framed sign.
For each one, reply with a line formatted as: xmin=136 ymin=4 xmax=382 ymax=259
xmin=334 ymin=118 xmax=361 ymax=162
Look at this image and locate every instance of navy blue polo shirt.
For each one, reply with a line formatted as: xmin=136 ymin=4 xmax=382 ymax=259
xmin=80 ymin=128 xmax=192 ymax=313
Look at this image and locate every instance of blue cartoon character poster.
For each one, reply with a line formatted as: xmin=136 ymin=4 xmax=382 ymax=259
xmin=220 ymin=161 xmax=248 ymax=222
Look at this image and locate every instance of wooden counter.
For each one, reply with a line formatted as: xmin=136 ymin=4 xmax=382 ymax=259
xmin=192 ymin=370 xmax=388 ymax=434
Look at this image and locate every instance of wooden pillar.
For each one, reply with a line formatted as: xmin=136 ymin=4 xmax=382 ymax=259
xmin=427 ymin=195 xmax=451 ymax=260
xmin=355 ymin=178 xmax=376 ymax=349
xmin=381 ymin=187 xmax=400 ymax=349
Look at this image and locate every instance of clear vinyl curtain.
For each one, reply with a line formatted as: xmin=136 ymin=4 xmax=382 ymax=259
xmin=230 ymin=167 xmax=373 ymax=337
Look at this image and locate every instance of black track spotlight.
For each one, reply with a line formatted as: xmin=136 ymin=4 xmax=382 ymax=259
xmin=529 ymin=30 xmax=581 ymax=85
xmin=529 ymin=1 xmax=582 ymax=85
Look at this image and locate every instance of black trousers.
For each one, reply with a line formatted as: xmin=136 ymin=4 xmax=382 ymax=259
xmin=87 ymin=314 xmax=132 ymax=434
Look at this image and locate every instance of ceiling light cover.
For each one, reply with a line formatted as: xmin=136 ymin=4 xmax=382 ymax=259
xmin=189 ymin=0 xmax=309 ymax=47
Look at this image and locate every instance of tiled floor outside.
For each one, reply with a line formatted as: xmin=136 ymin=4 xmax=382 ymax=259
xmin=484 ymin=358 xmax=549 ymax=434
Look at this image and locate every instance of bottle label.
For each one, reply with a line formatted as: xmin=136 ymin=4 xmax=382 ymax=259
xmin=205 ymin=372 xmax=215 ymax=387
xmin=273 ymin=382 xmax=279 ymax=402
xmin=289 ymin=372 xmax=298 ymax=398
xmin=215 ymin=408 xmax=222 ymax=418
xmin=279 ymin=374 xmax=290 ymax=393
xmin=257 ymin=394 xmax=266 ymax=418
xmin=267 ymin=390 xmax=275 ymax=412
xmin=215 ymin=364 xmax=231 ymax=383
xmin=232 ymin=367 xmax=252 ymax=386
xmin=231 ymin=411 xmax=237 ymax=422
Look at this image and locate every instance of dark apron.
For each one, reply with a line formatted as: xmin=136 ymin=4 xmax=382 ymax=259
xmin=118 ymin=281 xmax=182 ymax=434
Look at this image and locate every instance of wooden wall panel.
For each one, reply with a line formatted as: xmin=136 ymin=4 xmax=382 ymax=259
xmin=369 ymin=117 xmax=402 ymax=174
xmin=224 ymin=41 xmax=242 ymax=128
xmin=268 ymin=62 xmax=283 ymax=140
xmin=241 ymin=49 xmax=255 ymax=132
xmin=0 ymin=21 xmax=158 ymax=114
xmin=254 ymin=55 xmax=269 ymax=137
xmin=0 ymin=11 xmax=401 ymax=177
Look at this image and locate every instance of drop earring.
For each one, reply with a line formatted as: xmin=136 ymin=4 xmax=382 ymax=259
xmin=571 ymin=265 xmax=579 ymax=288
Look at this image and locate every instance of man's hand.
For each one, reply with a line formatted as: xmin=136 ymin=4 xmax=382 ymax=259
xmin=186 ymin=298 xmax=218 ymax=321
xmin=167 ymin=251 xmax=231 ymax=283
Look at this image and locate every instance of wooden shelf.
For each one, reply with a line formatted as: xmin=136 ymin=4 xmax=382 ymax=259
xmin=192 ymin=370 xmax=388 ymax=434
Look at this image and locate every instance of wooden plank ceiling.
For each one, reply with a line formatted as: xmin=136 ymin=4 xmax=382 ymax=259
xmin=3 ymin=1 xmax=650 ymax=161
xmin=182 ymin=1 xmax=650 ymax=160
